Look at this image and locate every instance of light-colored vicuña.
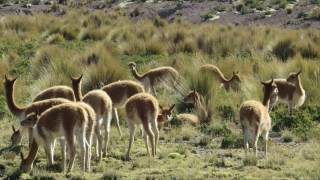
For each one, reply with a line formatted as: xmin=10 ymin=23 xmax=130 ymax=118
xmin=19 ymin=102 xmax=96 ymax=173
xmin=125 ymin=93 xmax=173 ymax=160
xmin=10 ymin=125 xmax=22 ymax=146
xmin=128 ymin=62 xmax=179 ymax=95
xmin=101 ymin=80 xmax=144 ymax=137
xmin=4 ymin=75 xmax=71 ymax=146
xmin=200 ymin=64 xmax=241 ymax=91
xmin=240 ymin=79 xmax=278 ymax=157
xmin=176 ymin=113 xmax=199 ymax=126
xmin=32 ymin=85 xmax=76 ymax=102
xmin=71 ymin=75 xmax=112 ymax=160
xmin=183 ymin=90 xmax=211 ymax=123
xmin=270 ymin=70 xmax=306 ymax=113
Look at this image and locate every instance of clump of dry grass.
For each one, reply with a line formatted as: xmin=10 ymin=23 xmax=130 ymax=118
xmin=81 ymin=44 xmax=128 ymax=92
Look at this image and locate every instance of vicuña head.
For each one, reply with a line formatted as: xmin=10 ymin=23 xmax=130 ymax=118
xmin=157 ymin=104 xmax=175 ymax=128
xmin=71 ymin=74 xmax=83 ymax=101
xmin=10 ymin=125 xmax=22 ymax=146
xmin=286 ymin=70 xmax=301 ymax=84
xmin=183 ymin=90 xmax=200 ymax=105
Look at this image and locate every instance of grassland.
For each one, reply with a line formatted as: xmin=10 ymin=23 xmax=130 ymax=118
xmin=0 ymin=9 xmax=319 ymax=179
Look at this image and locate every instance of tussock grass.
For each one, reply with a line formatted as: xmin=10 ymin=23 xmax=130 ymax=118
xmin=0 ymin=9 xmax=319 ymax=179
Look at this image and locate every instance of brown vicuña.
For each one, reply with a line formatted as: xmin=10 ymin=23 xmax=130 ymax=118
xmin=128 ymin=62 xmax=179 ymax=95
xmin=270 ymin=70 xmax=306 ymax=113
xmin=71 ymin=75 xmax=112 ymax=160
xmin=4 ymin=75 xmax=71 ymax=146
xmin=157 ymin=104 xmax=175 ymax=129
xmin=240 ymin=79 xmax=278 ymax=157
xmin=124 ymin=93 xmax=173 ymax=160
xmin=101 ymin=80 xmax=144 ymax=136
xmin=183 ymin=90 xmax=211 ymax=123
xmin=19 ymin=102 xmax=96 ymax=173
xmin=32 ymin=85 xmax=76 ymax=102
xmin=200 ymin=64 xmax=241 ymax=91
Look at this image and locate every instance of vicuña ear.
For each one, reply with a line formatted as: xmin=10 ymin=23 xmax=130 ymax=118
xmin=20 ymin=152 xmax=24 ymax=160
xmin=4 ymin=74 xmax=8 ymax=81
xmin=159 ymin=105 xmax=163 ymax=110
xmin=12 ymin=125 xmax=16 ymax=132
xmin=260 ymin=80 xmax=267 ymax=85
xmin=296 ymin=70 xmax=302 ymax=76
xmin=169 ymin=104 xmax=175 ymax=112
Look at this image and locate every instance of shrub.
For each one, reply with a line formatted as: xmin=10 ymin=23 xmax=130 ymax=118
xmin=221 ymin=133 xmax=243 ymax=149
xmin=78 ymin=28 xmax=107 ymax=41
xmin=243 ymin=154 xmax=257 ymax=166
xmin=59 ymin=26 xmax=79 ymax=41
xmin=196 ymin=136 xmax=211 ymax=147
xmin=271 ymin=106 xmax=318 ymax=140
xmin=286 ymin=7 xmax=293 ymax=14
xmin=217 ymin=105 xmax=235 ymax=121
xmin=82 ymin=46 xmax=128 ymax=92
xmin=299 ymin=43 xmax=319 ymax=59
xmin=31 ymin=0 xmax=40 ymax=5
xmin=200 ymin=124 xmax=232 ymax=137
xmin=272 ymin=38 xmax=296 ymax=61
xmin=309 ymin=7 xmax=320 ymax=20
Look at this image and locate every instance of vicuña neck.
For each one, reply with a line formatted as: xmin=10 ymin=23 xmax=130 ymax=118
xmin=295 ymin=77 xmax=304 ymax=94
xmin=24 ymin=139 xmax=39 ymax=167
xmin=4 ymin=81 xmax=25 ymax=117
xmin=130 ymin=67 xmax=143 ymax=81
xmin=72 ymin=81 xmax=83 ymax=101
xmin=262 ymin=92 xmax=271 ymax=110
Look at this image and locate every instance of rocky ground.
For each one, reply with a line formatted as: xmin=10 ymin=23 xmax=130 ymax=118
xmin=0 ymin=0 xmax=319 ymax=28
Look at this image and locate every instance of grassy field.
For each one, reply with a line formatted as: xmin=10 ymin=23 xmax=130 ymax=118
xmin=0 ymin=9 xmax=320 ymax=179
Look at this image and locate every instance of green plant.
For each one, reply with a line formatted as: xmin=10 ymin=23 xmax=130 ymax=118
xmin=299 ymin=43 xmax=319 ymax=59
xmin=309 ymin=7 xmax=320 ymax=20
xmin=271 ymin=106 xmax=318 ymax=140
xmin=272 ymin=38 xmax=296 ymax=61
xmin=217 ymin=105 xmax=235 ymax=121
xmin=200 ymin=124 xmax=232 ymax=137
xmin=221 ymin=133 xmax=243 ymax=149
xmin=243 ymin=154 xmax=257 ymax=166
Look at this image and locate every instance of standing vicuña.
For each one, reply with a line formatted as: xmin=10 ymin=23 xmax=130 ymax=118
xmin=71 ymin=75 xmax=112 ymax=160
xmin=101 ymin=80 xmax=144 ymax=136
xmin=270 ymin=70 xmax=305 ymax=113
xmin=124 ymin=93 xmax=174 ymax=160
xmin=128 ymin=62 xmax=179 ymax=95
xmin=4 ymin=75 xmax=71 ymax=146
xmin=19 ymin=102 xmax=96 ymax=173
xmin=240 ymin=79 xmax=278 ymax=157
xmin=32 ymin=85 xmax=76 ymax=102
xmin=200 ymin=64 xmax=241 ymax=91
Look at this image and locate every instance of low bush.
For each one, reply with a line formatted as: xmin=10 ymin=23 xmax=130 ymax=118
xmin=243 ymin=154 xmax=257 ymax=166
xmin=217 ymin=105 xmax=236 ymax=121
xmin=271 ymin=105 xmax=319 ymax=140
xmin=221 ymin=133 xmax=243 ymax=149
xmin=200 ymin=124 xmax=232 ymax=137
xmin=272 ymin=38 xmax=296 ymax=61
